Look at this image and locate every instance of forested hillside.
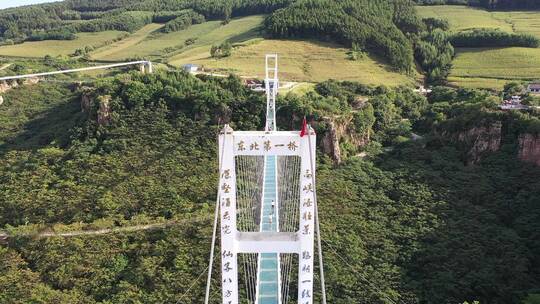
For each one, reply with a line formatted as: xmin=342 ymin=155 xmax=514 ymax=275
xmin=0 ymin=0 xmax=436 ymax=78
xmin=1 ymin=69 xmax=539 ymax=303
xmin=416 ymin=0 xmax=540 ymax=9
xmin=1 ymin=0 xmax=539 ymax=86
xmin=265 ymin=0 xmax=419 ymax=72
xmin=0 ymin=0 xmax=292 ymax=44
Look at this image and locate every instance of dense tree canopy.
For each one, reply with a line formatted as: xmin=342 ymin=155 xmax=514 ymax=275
xmin=1 ymin=70 xmax=538 ymax=303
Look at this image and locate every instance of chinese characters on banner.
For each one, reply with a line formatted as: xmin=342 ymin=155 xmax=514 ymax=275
xmin=235 ymin=137 xmax=300 ymax=156
xmin=219 ymin=131 xmax=239 ymax=304
xmin=298 ymin=133 xmax=315 ymax=304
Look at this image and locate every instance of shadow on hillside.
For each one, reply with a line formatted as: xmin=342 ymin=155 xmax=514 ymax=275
xmin=228 ymin=25 xmax=264 ymax=44
xmin=0 ymin=98 xmax=85 ymax=154
xmin=391 ymin=144 xmax=540 ymax=304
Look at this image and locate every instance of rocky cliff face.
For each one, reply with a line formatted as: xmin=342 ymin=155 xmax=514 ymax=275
xmin=79 ymin=88 xmax=112 ymax=126
xmin=80 ymin=92 xmax=93 ymax=113
xmin=319 ymin=116 xmax=370 ymax=164
xmin=518 ymin=133 xmax=540 ymax=166
xmin=321 ymin=119 xmax=342 ymax=163
xmin=449 ymin=120 xmax=540 ymax=167
xmin=456 ymin=122 xmax=502 ymax=164
xmin=97 ymin=95 xmax=112 ymax=126
xmin=0 ymin=80 xmax=18 ymax=93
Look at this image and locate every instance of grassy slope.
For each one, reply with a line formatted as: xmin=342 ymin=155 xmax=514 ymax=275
xmin=0 ymin=31 xmax=125 ymax=58
xmin=417 ymin=5 xmax=540 ymax=89
xmin=450 ymin=47 xmax=540 ymax=88
xmin=416 ymin=6 xmax=513 ymax=32
xmin=179 ymin=39 xmax=417 ymax=85
xmin=89 ymin=23 xmax=163 ymax=61
xmin=166 ymin=16 xmax=265 ymax=64
xmin=492 ymin=11 xmax=540 ymax=39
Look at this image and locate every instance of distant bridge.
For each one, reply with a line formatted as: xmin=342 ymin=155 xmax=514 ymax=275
xmin=0 ymin=60 xmax=153 ymax=82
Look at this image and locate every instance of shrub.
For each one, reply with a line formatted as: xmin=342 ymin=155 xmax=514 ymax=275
xmin=28 ymin=28 xmax=76 ymax=41
xmin=210 ymin=42 xmax=232 ymax=58
xmin=423 ymin=17 xmax=450 ymax=31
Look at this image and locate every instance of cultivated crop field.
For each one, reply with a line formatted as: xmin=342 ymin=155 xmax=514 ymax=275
xmin=176 ymin=39 xmax=418 ymax=85
xmin=0 ymin=31 xmax=126 ymax=58
xmin=450 ymin=47 xmax=540 ymax=88
xmin=417 ymin=5 xmax=540 ymax=38
xmin=417 ymin=5 xmax=540 ymax=89
xmin=492 ymin=11 xmax=540 ymax=38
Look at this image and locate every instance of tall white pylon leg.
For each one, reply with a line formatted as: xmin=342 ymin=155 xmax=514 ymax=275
xmin=265 ymin=54 xmax=278 ymax=132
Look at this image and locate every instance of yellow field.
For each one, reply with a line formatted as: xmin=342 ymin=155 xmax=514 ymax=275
xmin=282 ymin=82 xmax=316 ymax=95
xmin=0 ymin=31 xmax=126 ymax=58
xmin=174 ymin=39 xmax=418 ymax=85
xmin=92 ymin=15 xmax=264 ymax=61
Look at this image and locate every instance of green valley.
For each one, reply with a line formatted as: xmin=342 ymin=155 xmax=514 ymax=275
xmin=0 ymin=1 xmax=540 ymax=304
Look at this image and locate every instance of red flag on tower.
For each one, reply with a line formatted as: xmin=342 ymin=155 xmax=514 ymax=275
xmin=300 ymin=117 xmax=307 ymax=137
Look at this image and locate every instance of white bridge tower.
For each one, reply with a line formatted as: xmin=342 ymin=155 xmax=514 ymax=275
xmin=265 ymin=54 xmax=278 ymax=132
xmin=206 ymin=55 xmax=323 ymax=304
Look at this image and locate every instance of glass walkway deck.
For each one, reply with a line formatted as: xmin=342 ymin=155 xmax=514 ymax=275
xmin=257 ymin=155 xmax=280 ymax=304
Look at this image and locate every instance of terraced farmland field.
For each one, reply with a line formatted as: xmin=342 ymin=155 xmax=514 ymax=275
xmin=417 ymin=5 xmax=540 ymax=38
xmin=0 ymin=31 xmax=126 ymax=58
xmin=491 ymin=11 xmax=540 ymax=39
xmin=450 ymin=47 xmax=540 ymax=89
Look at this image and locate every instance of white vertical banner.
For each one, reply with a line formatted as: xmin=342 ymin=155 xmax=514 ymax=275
xmin=219 ymin=127 xmax=239 ymax=304
xmin=298 ymin=131 xmax=316 ymax=304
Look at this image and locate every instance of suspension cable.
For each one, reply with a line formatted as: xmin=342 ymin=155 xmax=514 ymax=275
xmin=204 ymin=128 xmax=228 ymax=304
xmin=307 ymin=125 xmax=327 ymax=304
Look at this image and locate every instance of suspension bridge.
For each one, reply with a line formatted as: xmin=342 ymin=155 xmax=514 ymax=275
xmin=0 ymin=60 xmax=153 ymax=82
xmin=0 ymin=60 xmax=153 ymax=105
xmin=205 ymin=55 xmax=326 ymax=304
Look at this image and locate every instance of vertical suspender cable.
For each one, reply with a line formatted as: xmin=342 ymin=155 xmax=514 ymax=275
xmin=307 ymin=125 xmax=327 ymax=304
xmin=204 ymin=131 xmax=228 ymax=304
